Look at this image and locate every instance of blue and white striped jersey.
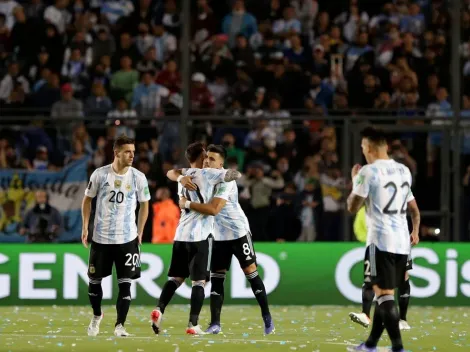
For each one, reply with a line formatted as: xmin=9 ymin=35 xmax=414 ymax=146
xmin=174 ymin=168 xmax=228 ymax=242
xmin=352 ymin=159 xmax=414 ymax=255
xmin=212 ymin=180 xmax=251 ymax=241
xmin=85 ymin=165 xmax=150 ymax=245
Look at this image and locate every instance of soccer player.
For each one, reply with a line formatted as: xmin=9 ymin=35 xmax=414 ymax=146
xmin=176 ymin=145 xmax=275 ymax=335
xmin=349 ymin=248 xmax=414 ymax=330
xmin=150 ymin=142 xmax=242 ymax=335
xmin=346 ymin=127 xmax=420 ymax=352
xmin=81 ymin=135 xmax=150 ymax=337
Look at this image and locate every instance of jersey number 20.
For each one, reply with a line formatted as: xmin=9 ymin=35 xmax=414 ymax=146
xmin=109 ymin=191 xmax=124 ymax=203
xmin=382 ymin=182 xmax=410 ymax=215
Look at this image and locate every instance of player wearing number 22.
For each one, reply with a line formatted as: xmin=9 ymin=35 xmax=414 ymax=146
xmin=81 ymin=135 xmax=151 ymax=338
xmin=346 ymin=127 xmax=420 ymax=352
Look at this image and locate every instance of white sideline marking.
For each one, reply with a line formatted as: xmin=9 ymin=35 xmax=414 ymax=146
xmin=0 ymin=333 xmax=355 ymax=346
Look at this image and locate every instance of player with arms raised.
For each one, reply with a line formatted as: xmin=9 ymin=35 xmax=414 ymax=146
xmin=81 ymin=135 xmax=150 ymax=337
xmin=346 ymin=127 xmax=420 ymax=352
xmin=176 ymin=144 xmax=275 ymax=335
xmin=150 ymin=142 xmax=242 ymax=335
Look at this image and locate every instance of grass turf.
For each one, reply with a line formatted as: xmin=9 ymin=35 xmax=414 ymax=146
xmin=0 ymin=305 xmax=468 ymax=352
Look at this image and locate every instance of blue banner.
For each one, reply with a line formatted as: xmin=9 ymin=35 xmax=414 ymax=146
xmin=0 ymin=157 xmax=89 ymax=242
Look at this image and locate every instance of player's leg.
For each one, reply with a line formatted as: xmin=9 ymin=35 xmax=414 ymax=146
xmin=349 ymin=246 xmax=373 ymax=328
xmin=151 ymin=241 xmax=188 ymax=334
xmin=186 ymin=236 xmax=214 ymax=335
xmin=398 ymin=258 xmax=412 ymax=330
xmin=235 ymin=234 xmax=274 ymax=335
xmin=367 ymin=248 xmax=404 ymax=352
xmin=205 ymin=240 xmax=232 ymax=334
xmin=114 ymin=238 xmax=141 ymax=337
xmin=86 ymin=241 xmax=112 ymax=336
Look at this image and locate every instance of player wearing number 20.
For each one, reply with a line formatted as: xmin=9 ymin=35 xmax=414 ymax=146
xmin=81 ymin=135 xmax=151 ymax=338
xmin=346 ymin=127 xmax=420 ymax=352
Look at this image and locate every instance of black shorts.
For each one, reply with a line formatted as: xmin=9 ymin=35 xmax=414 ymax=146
xmin=168 ymin=235 xmax=214 ymax=281
xmin=365 ymin=244 xmax=408 ymax=290
xmin=211 ymin=234 xmax=257 ymax=272
xmin=406 ymin=253 xmax=413 ymax=271
xmin=88 ymin=237 xmax=141 ymax=280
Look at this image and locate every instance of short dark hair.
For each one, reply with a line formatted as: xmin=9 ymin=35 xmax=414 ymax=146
xmin=113 ymin=134 xmax=135 ymax=150
xmin=185 ymin=141 xmax=205 ymax=163
xmin=361 ymin=126 xmax=388 ymax=145
xmin=207 ymin=144 xmax=227 ymax=160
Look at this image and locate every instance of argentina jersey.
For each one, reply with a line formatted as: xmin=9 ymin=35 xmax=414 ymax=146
xmin=352 ymin=159 xmax=414 ymax=255
xmin=85 ymin=165 xmax=151 ymax=245
xmin=174 ymin=168 xmax=228 ymax=242
xmin=212 ymin=180 xmax=250 ymax=241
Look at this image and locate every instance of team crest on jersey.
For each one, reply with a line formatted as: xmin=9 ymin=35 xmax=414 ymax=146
xmin=114 ymin=180 xmax=122 ymax=188
xmin=89 ymin=265 xmax=95 ymax=274
xmin=126 ymin=184 xmax=131 ymax=191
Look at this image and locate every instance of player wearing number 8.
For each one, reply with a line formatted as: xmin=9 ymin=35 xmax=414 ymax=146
xmin=81 ymin=135 xmax=151 ymax=338
xmin=346 ymin=127 xmax=420 ymax=352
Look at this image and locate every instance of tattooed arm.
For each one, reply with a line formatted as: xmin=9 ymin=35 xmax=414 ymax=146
xmin=223 ymin=169 xmax=242 ymax=182
xmin=347 ymin=193 xmax=365 ymax=214
xmin=408 ymin=199 xmax=420 ymax=246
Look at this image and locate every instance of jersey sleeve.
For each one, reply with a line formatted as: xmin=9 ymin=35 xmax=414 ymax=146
xmin=201 ymin=168 xmax=228 ymax=185
xmin=137 ymin=175 xmax=151 ymax=202
xmin=84 ymin=170 xmax=100 ymax=198
xmin=213 ymin=182 xmax=233 ymax=201
xmin=352 ymin=166 xmax=372 ymax=198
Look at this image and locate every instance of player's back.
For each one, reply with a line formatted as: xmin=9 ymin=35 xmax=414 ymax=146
xmin=175 ymin=167 xmax=227 ymax=242
xmin=213 ymin=181 xmax=250 ymax=241
xmin=362 ymin=159 xmax=413 ymax=255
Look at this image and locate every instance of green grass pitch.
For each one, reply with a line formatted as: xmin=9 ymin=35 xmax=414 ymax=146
xmin=0 ymin=305 xmax=468 ymax=351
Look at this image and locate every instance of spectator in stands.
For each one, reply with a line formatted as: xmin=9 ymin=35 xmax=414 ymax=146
xmin=132 ymin=70 xmax=170 ymax=117
xmin=31 ymin=145 xmax=51 ymax=170
xmin=0 ymin=138 xmax=30 ymax=169
xmin=20 ymin=190 xmax=62 ymax=243
xmin=222 ymin=0 xmax=257 ymax=47
xmin=29 ymin=47 xmax=52 ymax=86
xmin=156 ymin=58 xmax=181 ymax=93
xmin=273 ymin=5 xmax=301 ymax=39
xmin=291 ymin=0 xmax=318 ymax=33
xmin=64 ymin=139 xmax=86 ymax=165
xmin=100 ymin=0 xmax=134 ymax=27
xmin=320 ymin=162 xmax=345 ymax=241
xmin=92 ymin=28 xmax=115 ymax=66
xmin=107 ymin=97 xmax=137 ymax=139
xmin=136 ymin=22 xmax=154 ymax=57
xmin=0 ymin=61 xmax=30 ymax=102
xmin=192 ymin=0 xmax=217 ymax=44
xmin=297 ymin=177 xmax=321 ymax=242
xmin=152 ymin=23 xmax=177 ymax=63
xmin=270 ymin=182 xmax=302 ymax=242
xmin=10 ymin=6 xmax=29 ymax=60
xmin=151 ymin=187 xmax=180 ymax=244
xmin=51 ymin=83 xmax=84 ymax=119
xmin=61 ymin=48 xmax=89 ymax=97
xmin=110 ymin=56 xmax=139 ymax=101
xmin=137 ymin=47 xmax=161 ymax=75
xmin=111 ymin=32 xmax=140 ymax=71
xmin=39 ymin=24 xmax=64 ymax=72
xmin=190 ymin=72 xmax=214 ymax=114
xmin=32 ymin=72 xmax=61 ymax=110
xmin=239 ymin=162 xmax=284 ymax=241
xmin=84 ymin=81 xmax=112 ymax=117
xmin=43 ymin=0 xmax=71 ymax=35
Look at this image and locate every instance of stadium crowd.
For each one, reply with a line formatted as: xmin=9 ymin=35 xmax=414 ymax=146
xmin=0 ymin=0 xmax=469 ymax=242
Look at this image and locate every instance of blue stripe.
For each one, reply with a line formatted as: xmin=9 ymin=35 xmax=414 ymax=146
xmin=370 ymin=244 xmax=377 ymax=276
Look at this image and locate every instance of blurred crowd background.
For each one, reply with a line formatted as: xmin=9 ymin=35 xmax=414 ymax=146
xmin=0 ymin=0 xmax=469 ymax=243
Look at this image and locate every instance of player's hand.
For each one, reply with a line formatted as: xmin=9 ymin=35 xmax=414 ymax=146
xmin=411 ymin=231 xmax=419 ymax=246
xmin=351 ymin=164 xmax=362 ymax=179
xmin=179 ymin=197 xmax=188 ymax=209
xmin=82 ymin=229 xmax=88 ymax=248
xmin=180 ymin=176 xmax=197 ymax=191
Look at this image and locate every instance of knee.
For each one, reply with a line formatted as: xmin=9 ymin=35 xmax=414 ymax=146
xmin=118 ymin=280 xmax=131 ymax=298
xmin=362 ymin=281 xmax=373 ymax=291
xmin=170 ymin=277 xmax=184 ymax=287
xmin=242 ymin=263 xmax=257 ymax=275
xmin=192 ymin=280 xmax=205 ymax=288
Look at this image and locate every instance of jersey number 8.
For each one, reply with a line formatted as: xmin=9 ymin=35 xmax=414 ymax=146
xmin=109 ymin=191 xmax=124 ymax=204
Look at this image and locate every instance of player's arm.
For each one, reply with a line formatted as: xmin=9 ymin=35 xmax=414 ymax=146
xmin=81 ymin=172 xmax=99 ymax=248
xmin=347 ymin=164 xmax=369 ymax=214
xmin=180 ymin=197 xmax=227 ymax=216
xmin=167 ymin=168 xmax=197 ymax=191
xmin=137 ymin=177 xmax=152 ymax=244
xmin=137 ymin=201 xmax=149 ymax=243
xmin=204 ymin=168 xmax=242 ymax=184
xmin=407 ymin=199 xmax=420 ymax=246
